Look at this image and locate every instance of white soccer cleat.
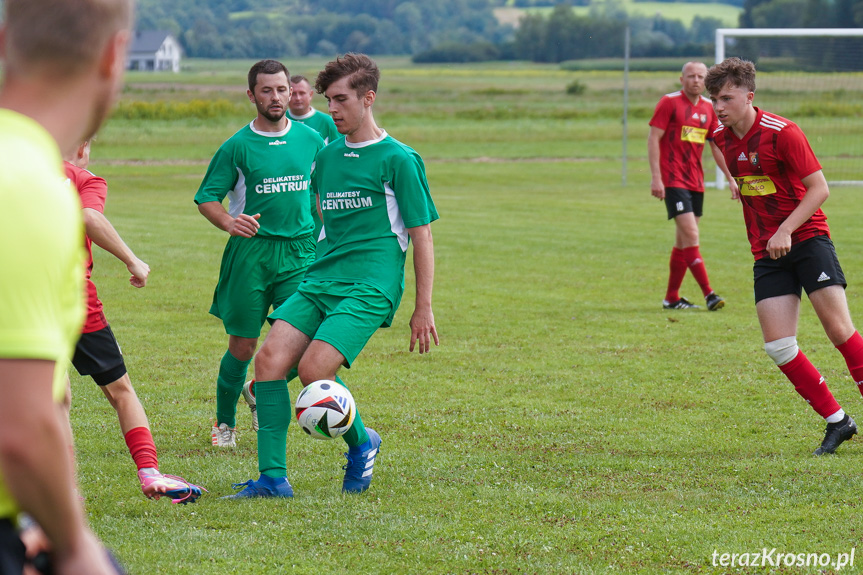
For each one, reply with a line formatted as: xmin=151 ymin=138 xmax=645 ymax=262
xmin=242 ymin=380 xmax=258 ymax=432
xmin=211 ymin=422 xmax=237 ymax=447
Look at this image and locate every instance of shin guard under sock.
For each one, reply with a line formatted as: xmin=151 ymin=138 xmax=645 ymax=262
xmin=215 ymin=350 xmax=251 ymax=428
xmin=779 ymin=351 xmax=842 ymax=418
xmin=124 ymin=426 xmax=158 ymax=470
xmin=682 ymin=246 xmax=712 ymax=297
xmin=337 ymin=376 xmax=370 ymax=448
xmin=255 ymin=379 xmax=292 ymax=478
xmin=836 ymin=331 xmax=863 ymax=396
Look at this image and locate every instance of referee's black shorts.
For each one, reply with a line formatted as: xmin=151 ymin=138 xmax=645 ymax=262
xmin=753 ymin=234 xmax=846 ymax=303
xmin=71 ymin=325 xmax=127 ymax=386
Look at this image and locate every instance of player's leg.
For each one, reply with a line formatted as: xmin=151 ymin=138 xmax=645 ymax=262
xmin=240 ymin=235 xmax=317 ymax=434
xmin=99 ymin=373 xmax=204 ymax=503
xmin=305 ymin=286 xmax=392 ymax=493
xmin=209 ymin=237 xmax=274 ymax=446
xmin=757 ymin=295 xmax=845 ymax=417
xmin=810 ymin=285 xmax=856 ymax=346
xmin=73 ymin=328 xmax=154 ymax=467
xmin=211 ymin=335 xmax=256 ymax=445
xmin=802 ymin=238 xmax=863 ymax=396
xmin=811 ymin=286 xmax=863 ymax=397
xmin=297 ymin=340 xmax=379 ymax=494
xmin=211 ymin=338 xmax=255 ymax=446
xmin=663 ymin=189 xmax=708 ymax=309
xmin=98 ymin=373 xmax=156 ymax=487
xmin=99 ymin=372 xmax=148 ymax=433
xmin=255 ymin=319 xmax=310 ymax=474
xmin=663 ymin=189 xmax=692 ymax=307
xmin=224 ymin=319 xmax=309 ymax=499
xmin=674 ymin=213 xmax=700 ymax=250
xmin=296 ymin=341 xmax=369 ymax=449
xmin=224 ymin=286 xmax=318 ymax=500
xmin=756 ymin=258 xmax=851 ymax=453
xmin=74 ymin=327 xmax=203 ymax=502
xmin=679 ymin=192 xmax=723 ymax=309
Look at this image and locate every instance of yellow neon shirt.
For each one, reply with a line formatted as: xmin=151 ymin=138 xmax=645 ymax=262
xmin=0 ymin=109 xmax=85 ymax=520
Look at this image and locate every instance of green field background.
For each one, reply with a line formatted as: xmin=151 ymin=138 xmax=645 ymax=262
xmin=69 ymin=58 xmax=863 ymax=574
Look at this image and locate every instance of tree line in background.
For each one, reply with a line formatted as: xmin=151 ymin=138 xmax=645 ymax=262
xmin=128 ymin=0 xmax=863 ymax=67
xmin=137 ymin=0 xmax=503 ymax=59
xmin=510 ymin=2 xmax=725 ymax=62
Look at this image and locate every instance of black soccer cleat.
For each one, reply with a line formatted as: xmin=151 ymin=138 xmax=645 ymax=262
xmin=814 ymin=414 xmax=857 ymax=455
xmin=705 ymin=292 xmax=725 ymax=311
xmin=662 ymin=297 xmax=700 ymax=310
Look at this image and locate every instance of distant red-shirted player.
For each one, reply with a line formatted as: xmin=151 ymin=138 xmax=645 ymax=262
xmin=648 ymin=61 xmax=738 ymax=311
xmin=706 ymin=57 xmax=863 ymax=455
xmin=65 ymin=141 xmax=203 ymax=502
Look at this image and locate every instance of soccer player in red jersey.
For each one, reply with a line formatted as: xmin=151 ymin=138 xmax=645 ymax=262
xmin=706 ymin=57 xmax=863 ymax=455
xmin=64 ymin=141 xmax=203 ymax=503
xmin=648 ymin=61 xmax=738 ymax=311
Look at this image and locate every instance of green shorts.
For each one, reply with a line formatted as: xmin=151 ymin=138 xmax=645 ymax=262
xmin=268 ymin=281 xmax=394 ymax=367
xmin=210 ymin=233 xmax=315 ymax=338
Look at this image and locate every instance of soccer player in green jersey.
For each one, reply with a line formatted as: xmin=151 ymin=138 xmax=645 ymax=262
xmin=289 ymin=74 xmax=342 ymax=244
xmin=226 ymin=53 xmax=439 ymax=498
xmin=289 ymin=75 xmax=341 ymax=146
xmin=0 ymin=0 xmax=133 ymax=572
xmin=195 ymin=60 xmax=325 ymax=449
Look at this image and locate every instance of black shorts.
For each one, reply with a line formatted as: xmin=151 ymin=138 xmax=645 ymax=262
xmin=753 ymin=234 xmax=847 ymax=303
xmin=71 ymin=325 xmax=127 ymax=386
xmin=664 ymin=187 xmax=704 ymax=220
xmin=0 ymin=519 xmax=25 ymax=575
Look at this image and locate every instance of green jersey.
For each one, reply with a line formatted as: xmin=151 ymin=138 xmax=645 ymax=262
xmin=289 ymin=108 xmax=341 ymax=146
xmin=195 ymin=120 xmax=324 ymax=239
xmin=308 ymin=131 xmax=438 ymax=311
xmin=288 ymin=109 xmax=341 ymax=243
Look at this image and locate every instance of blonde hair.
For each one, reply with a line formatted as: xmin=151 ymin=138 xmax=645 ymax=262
xmin=4 ymin=0 xmax=133 ymax=76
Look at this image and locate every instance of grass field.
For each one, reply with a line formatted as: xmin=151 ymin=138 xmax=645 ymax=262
xmin=68 ymin=59 xmax=863 ymax=574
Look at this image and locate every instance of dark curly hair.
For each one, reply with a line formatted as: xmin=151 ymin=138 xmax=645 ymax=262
xmin=315 ymin=53 xmax=380 ymax=98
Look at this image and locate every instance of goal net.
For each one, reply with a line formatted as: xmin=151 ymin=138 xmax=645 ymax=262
xmin=714 ymin=28 xmax=863 ymax=186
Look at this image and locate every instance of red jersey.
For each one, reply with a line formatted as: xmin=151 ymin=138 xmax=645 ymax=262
xmin=712 ymin=108 xmax=829 ymax=261
xmin=649 ymin=91 xmax=719 ymax=192
xmin=64 ymin=162 xmax=109 ymax=333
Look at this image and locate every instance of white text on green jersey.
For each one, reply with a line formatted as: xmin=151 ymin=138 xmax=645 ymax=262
xmin=257 ymin=175 xmax=309 ymax=194
xmin=321 ymin=190 xmax=373 ymax=210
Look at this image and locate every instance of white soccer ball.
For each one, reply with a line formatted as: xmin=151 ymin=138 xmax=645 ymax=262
xmin=295 ymin=379 xmax=356 ymax=440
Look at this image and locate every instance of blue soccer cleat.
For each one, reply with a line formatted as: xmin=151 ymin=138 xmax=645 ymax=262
xmin=342 ymin=428 xmax=381 ymax=494
xmin=222 ymin=474 xmax=293 ymax=499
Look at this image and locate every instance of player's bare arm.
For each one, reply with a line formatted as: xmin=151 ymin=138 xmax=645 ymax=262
xmin=197 ymin=200 xmax=261 ymax=238
xmin=647 ymin=126 xmax=666 ymax=199
xmin=709 ymin=140 xmax=740 ymax=200
xmin=407 ymin=223 xmax=438 ymax=354
xmin=82 ymin=207 xmax=150 ymax=287
xmin=766 ymin=170 xmax=829 ymax=260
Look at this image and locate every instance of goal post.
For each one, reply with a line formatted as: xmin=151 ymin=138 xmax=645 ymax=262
xmin=713 ymin=28 xmax=863 ymax=187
